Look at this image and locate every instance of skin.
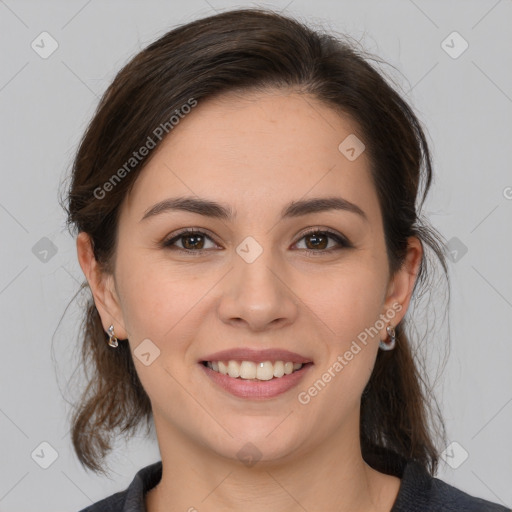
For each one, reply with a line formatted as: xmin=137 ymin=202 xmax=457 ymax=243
xmin=77 ymin=89 xmax=422 ymax=512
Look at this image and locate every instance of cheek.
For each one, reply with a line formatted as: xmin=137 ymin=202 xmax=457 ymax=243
xmin=115 ymin=257 xmax=208 ymax=409
xmin=298 ymin=261 xmax=387 ymax=344
xmin=115 ymin=252 xmax=210 ymax=342
xmin=295 ymin=261 xmax=386 ymax=394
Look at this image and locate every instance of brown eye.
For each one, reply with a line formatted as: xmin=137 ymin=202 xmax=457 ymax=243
xmin=180 ymin=233 xmax=205 ymax=250
xmin=163 ymin=229 xmax=217 ymax=252
xmin=304 ymin=232 xmax=329 ymax=250
xmin=294 ymin=229 xmax=351 ymax=253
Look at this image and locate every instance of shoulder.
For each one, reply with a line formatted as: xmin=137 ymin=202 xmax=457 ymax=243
xmin=394 ymin=457 xmax=510 ymax=512
xmin=76 ymin=461 xmax=163 ymax=512
xmin=428 ymin=476 xmax=510 ymax=512
xmin=78 ymin=491 xmax=126 ymax=512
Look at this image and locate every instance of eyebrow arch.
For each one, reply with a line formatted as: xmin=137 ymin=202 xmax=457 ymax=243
xmin=140 ymin=195 xmax=368 ymax=223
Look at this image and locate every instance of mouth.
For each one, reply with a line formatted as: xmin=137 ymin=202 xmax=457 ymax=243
xmin=201 ymin=360 xmax=309 ymax=380
xmin=199 ymin=360 xmax=314 ymax=400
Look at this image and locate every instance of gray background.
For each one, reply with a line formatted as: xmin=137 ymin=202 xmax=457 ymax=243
xmin=1 ymin=0 xmax=511 ymax=510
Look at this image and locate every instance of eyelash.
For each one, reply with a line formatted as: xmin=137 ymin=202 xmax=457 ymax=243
xmin=161 ymin=227 xmax=352 ymax=256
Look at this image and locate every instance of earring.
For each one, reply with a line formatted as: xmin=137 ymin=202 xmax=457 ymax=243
xmin=107 ymin=324 xmax=118 ymax=348
xmin=379 ymin=325 xmax=396 ymax=351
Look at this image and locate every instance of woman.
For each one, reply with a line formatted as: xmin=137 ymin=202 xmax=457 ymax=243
xmin=64 ymin=8 xmax=508 ymax=512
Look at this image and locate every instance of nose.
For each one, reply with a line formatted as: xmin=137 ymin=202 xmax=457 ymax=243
xmin=217 ymin=247 xmax=299 ymax=332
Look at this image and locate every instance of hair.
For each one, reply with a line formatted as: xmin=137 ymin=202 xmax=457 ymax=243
xmin=62 ymin=7 xmax=449 ymax=477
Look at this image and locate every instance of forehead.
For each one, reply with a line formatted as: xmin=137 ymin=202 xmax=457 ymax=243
xmin=121 ymin=90 xmax=380 ymax=225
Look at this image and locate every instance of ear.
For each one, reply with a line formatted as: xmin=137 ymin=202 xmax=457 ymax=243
xmin=76 ymin=231 xmax=128 ymax=339
xmin=380 ymin=236 xmax=423 ymax=337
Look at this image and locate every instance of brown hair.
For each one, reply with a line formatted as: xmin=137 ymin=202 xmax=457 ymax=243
xmin=62 ymin=7 xmax=449 ymax=477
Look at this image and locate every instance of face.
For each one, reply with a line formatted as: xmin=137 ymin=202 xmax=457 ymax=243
xmin=81 ymin=89 xmax=418 ymax=466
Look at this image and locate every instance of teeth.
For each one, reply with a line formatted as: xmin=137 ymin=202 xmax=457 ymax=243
xmin=218 ymin=361 xmax=228 ymax=375
xmin=273 ymin=361 xmax=284 ymax=378
xmin=228 ymin=360 xmax=240 ymax=378
xmin=240 ymin=361 xmax=256 ymax=379
xmin=256 ymin=361 xmax=273 ymax=381
xmin=206 ymin=360 xmax=305 ymax=380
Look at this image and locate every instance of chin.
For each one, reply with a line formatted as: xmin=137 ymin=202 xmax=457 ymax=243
xmin=210 ymin=418 xmax=308 ymax=466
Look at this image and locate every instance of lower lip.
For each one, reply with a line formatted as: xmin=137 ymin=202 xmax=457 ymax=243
xmin=200 ymin=362 xmax=313 ymax=400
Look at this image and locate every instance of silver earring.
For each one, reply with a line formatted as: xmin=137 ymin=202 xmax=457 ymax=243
xmin=107 ymin=324 xmax=118 ymax=348
xmin=379 ymin=325 xmax=396 ymax=351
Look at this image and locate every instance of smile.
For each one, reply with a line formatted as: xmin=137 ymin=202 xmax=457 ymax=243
xmin=200 ymin=360 xmax=313 ymax=399
xmin=203 ymin=360 xmax=304 ymax=380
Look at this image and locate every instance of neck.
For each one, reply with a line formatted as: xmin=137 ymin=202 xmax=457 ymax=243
xmin=145 ymin=415 xmax=400 ymax=512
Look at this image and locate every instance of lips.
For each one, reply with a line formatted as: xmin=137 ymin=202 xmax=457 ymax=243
xmin=200 ymin=361 xmax=313 ymax=399
xmin=198 ymin=347 xmax=314 ymax=399
xmin=200 ymin=348 xmax=312 ymax=364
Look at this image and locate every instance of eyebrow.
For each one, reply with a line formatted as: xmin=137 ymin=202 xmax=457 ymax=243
xmin=140 ymin=195 xmax=368 ymax=223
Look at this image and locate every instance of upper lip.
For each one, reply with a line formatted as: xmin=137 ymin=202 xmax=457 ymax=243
xmin=200 ymin=348 xmax=313 ymax=364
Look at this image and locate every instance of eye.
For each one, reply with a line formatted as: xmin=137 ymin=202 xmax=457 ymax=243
xmin=162 ymin=227 xmax=352 ymax=255
xmin=294 ymin=228 xmax=352 ymax=253
xmin=162 ymin=228 xmax=218 ymax=253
